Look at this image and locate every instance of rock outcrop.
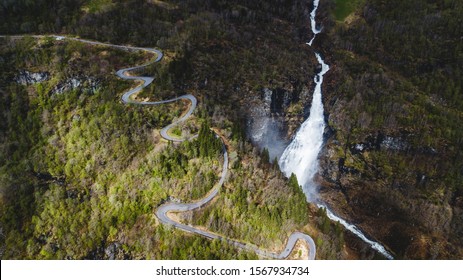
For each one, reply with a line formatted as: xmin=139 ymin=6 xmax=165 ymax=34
xmin=15 ymin=70 xmax=49 ymax=85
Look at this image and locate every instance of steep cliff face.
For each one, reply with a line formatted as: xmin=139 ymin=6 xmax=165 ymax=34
xmin=317 ymin=0 xmax=463 ymax=259
xmin=245 ymin=84 xmax=312 ymax=161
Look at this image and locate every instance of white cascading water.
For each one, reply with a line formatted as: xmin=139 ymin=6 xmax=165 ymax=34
xmin=279 ymin=52 xmax=328 ymax=200
xmin=279 ymin=0 xmax=394 ymax=260
xmin=308 ymin=0 xmax=321 ymax=46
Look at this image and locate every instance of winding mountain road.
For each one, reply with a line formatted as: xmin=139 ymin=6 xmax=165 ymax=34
xmin=1 ymin=34 xmax=316 ymax=260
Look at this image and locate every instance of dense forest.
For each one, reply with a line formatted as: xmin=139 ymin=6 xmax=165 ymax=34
xmin=0 ymin=0 xmax=365 ymax=260
xmin=1 ymin=0 xmax=461 ymax=260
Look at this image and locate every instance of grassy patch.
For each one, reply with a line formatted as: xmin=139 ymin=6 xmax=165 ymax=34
xmin=333 ymin=0 xmax=366 ymax=21
xmin=82 ymin=0 xmax=113 ymax=13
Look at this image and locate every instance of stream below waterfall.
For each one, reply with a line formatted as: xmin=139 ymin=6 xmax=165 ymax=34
xmin=278 ymin=0 xmax=394 ymax=260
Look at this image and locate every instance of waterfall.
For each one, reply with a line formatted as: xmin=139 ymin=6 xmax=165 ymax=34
xmin=278 ymin=0 xmax=394 ymax=260
xmin=278 ymin=53 xmax=328 ymax=200
xmin=308 ymin=0 xmax=321 ymax=46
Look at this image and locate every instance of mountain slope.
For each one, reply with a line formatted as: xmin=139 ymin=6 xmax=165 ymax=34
xmin=1 ymin=0 xmax=354 ymax=260
xmin=319 ymin=0 xmax=463 ymax=259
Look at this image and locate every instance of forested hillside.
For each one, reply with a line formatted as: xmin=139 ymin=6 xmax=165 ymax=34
xmin=319 ymin=0 xmax=463 ymax=259
xmin=3 ymin=0 xmax=461 ymax=260
xmin=0 ymin=0 xmax=364 ymax=260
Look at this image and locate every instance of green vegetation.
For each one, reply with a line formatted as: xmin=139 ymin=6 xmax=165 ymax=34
xmin=82 ymin=0 xmax=114 ymax=13
xmin=197 ymin=121 xmax=222 ymax=159
xmin=4 ymin=0 xmax=461 ymax=260
xmin=320 ymin=0 xmax=463 ymax=259
xmin=192 ymin=147 xmax=309 ymax=249
xmin=0 ymin=38 xmax=208 ymax=258
xmin=0 ymin=0 xmax=319 ymax=259
xmin=0 ymin=37 xmax=259 ymax=259
xmin=333 ymin=0 xmax=365 ymax=21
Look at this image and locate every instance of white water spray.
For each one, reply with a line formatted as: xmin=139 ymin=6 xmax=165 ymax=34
xmin=279 ymin=52 xmax=328 ymax=200
xmin=308 ymin=0 xmax=322 ymax=46
xmin=278 ymin=0 xmax=394 ymax=260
